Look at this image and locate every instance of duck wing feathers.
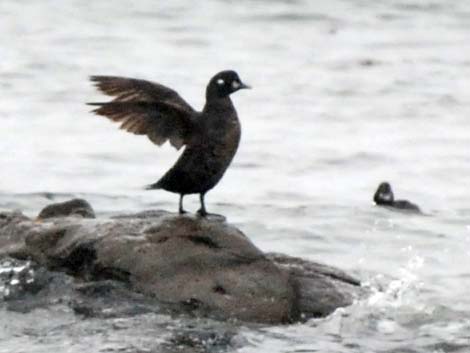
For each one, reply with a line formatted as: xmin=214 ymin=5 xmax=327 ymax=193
xmin=88 ymin=75 xmax=198 ymax=150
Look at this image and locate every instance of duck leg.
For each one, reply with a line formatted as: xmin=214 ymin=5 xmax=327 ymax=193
xmin=197 ymin=193 xmax=208 ymax=217
xmin=196 ymin=193 xmax=226 ymax=219
xmin=179 ymin=194 xmax=187 ymax=214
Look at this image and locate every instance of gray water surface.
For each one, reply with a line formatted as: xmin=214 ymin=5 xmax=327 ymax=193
xmin=1 ymin=0 xmax=470 ymax=352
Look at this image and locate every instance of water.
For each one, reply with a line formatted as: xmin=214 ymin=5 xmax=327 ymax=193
xmin=1 ymin=0 xmax=470 ymax=351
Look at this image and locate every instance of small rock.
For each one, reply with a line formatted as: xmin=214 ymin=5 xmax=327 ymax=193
xmin=37 ymin=198 xmax=95 ymax=219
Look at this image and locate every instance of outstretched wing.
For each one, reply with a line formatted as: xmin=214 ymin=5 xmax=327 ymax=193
xmin=88 ymin=76 xmax=198 ymax=149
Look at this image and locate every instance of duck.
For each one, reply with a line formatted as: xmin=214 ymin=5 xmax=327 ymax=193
xmin=88 ymin=70 xmax=250 ymax=216
xmin=373 ymin=182 xmax=421 ymax=212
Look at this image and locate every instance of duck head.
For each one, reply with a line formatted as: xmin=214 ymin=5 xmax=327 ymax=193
xmin=206 ymin=70 xmax=251 ymax=99
xmin=374 ymin=182 xmax=394 ymax=205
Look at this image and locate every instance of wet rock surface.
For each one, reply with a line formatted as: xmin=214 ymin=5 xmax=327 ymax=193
xmin=0 ymin=256 xmax=243 ymax=353
xmin=0 ymin=199 xmax=362 ymax=324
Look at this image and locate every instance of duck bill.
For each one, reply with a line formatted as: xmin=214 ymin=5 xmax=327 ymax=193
xmin=239 ymin=82 xmax=251 ymax=90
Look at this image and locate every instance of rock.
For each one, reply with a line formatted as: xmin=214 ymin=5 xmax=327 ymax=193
xmin=0 ymin=211 xmax=32 ymax=257
xmin=37 ymin=198 xmax=95 ymax=219
xmin=0 ymin=200 xmax=363 ymax=324
xmin=267 ymin=253 xmax=360 ymax=318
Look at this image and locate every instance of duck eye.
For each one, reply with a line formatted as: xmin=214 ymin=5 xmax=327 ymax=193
xmin=217 ymin=78 xmax=225 ymax=85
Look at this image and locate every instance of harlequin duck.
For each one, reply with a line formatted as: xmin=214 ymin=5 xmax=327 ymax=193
xmin=89 ymin=70 xmax=250 ymax=216
xmin=373 ymin=182 xmax=421 ymax=212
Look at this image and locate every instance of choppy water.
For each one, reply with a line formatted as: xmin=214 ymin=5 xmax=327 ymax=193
xmin=1 ymin=0 xmax=470 ymax=352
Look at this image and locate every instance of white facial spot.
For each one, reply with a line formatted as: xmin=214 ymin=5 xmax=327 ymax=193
xmin=231 ymin=81 xmax=240 ymax=90
xmin=379 ymin=192 xmax=393 ymax=201
xmin=217 ymin=78 xmax=225 ymax=85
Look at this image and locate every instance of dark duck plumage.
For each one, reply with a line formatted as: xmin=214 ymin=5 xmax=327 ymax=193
xmin=373 ymin=182 xmax=421 ymax=213
xmin=88 ymin=70 xmax=250 ymax=216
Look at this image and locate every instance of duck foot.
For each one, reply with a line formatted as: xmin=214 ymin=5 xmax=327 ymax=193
xmin=196 ymin=209 xmax=226 ymax=221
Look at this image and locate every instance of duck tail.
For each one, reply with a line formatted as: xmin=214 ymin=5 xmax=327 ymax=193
xmin=145 ymin=181 xmax=161 ymax=190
